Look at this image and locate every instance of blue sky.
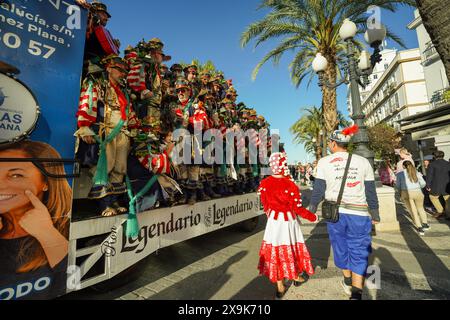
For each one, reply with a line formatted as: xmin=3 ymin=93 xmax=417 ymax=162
xmin=105 ymin=0 xmax=419 ymax=164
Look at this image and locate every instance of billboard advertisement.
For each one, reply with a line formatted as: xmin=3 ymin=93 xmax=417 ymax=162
xmin=0 ymin=0 xmax=86 ymax=300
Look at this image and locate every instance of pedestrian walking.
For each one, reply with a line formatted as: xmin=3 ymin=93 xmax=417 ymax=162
xmin=378 ymin=159 xmax=395 ymax=187
xmin=420 ymin=155 xmax=435 ymax=214
xmin=396 ymin=161 xmax=429 ymax=235
xmin=396 ymin=148 xmax=414 ymax=174
xmin=308 ymin=126 xmax=380 ymax=300
xmin=257 ymin=152 xmax=318 ymax=300
xmin=426 ymin=150 xmax=450 ymax=220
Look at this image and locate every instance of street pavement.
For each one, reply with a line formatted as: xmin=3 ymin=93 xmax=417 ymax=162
xmin=63 ymin=188 xmax=450 ymax=300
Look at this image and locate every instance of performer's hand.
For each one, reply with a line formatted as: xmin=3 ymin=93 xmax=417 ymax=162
xmin=143 ymin=91 xmax=153 ymax=99
xmin=312 ymin=214 xmax=320 ymax=224
xmin=19 ymin=190 xmax=55 ymax=239
xmin=372 ymin=220 xmax=380 ymax=225
xmin=82 ymin=135 xmax=96 ymax=144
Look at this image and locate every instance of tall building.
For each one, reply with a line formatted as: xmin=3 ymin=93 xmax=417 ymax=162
xmin=348 ymin=48 xmax=429 ymax=131
xmin=347 ymin=42 xmax=398 ymax=115
xmin=407 ymin=9 xmax=449 ymax=107
xmin=400 ymin=9 xmax=450 ymax=158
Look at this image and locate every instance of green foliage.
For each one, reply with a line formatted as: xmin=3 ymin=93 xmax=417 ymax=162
xmin=290 ymin=105 xmax=350 ymax=158
xmin=179 ymin=59 xmax=224 ymax=76
xmin=367 ymin=123 xmax=401 ymax=159
xmin=241 ymin=0 xmax=414 ymax=88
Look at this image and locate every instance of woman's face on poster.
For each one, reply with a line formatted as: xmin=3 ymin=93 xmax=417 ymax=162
xmin=0 ymin=150 xmax=47 ymax=214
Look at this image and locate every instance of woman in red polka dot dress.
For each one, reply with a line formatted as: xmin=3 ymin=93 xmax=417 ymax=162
xmin=257 ymin=152 xmax=318 ymax=299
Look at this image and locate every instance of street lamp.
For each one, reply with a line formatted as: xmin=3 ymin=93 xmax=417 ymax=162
xmin=312 ymin=18 xmax=386 ymax=177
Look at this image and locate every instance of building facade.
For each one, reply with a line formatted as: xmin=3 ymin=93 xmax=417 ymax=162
xmin=347 ymin=43 xmax=398 ymax=115
xmin=353 ymin=48 xmax=429 ymax=131
xmin=407 ymin=9 xmax=449 ymax=109
xmin=401 ymin=9 xmax=450 ymax=158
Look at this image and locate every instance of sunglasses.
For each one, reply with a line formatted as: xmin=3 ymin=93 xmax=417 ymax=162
xmin=176 ymin=88 xmax=189 ymax=93
xmin=111 ymin=66 xmax=128 ymax=73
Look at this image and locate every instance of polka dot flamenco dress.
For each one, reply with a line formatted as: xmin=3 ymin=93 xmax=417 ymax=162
xmin=257 ymin=175 xmax=317 ymax=283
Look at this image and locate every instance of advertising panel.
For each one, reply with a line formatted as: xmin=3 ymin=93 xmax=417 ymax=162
xmin=0 ymin=0 xmax=86 ymax=300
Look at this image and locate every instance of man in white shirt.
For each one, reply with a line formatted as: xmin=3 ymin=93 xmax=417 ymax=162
xmin=309 ymin=127 xmax=380 ymax=300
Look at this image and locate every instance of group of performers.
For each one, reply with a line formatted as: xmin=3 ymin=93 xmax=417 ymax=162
xmin=74 ymin=1 xmax=272 ymax=217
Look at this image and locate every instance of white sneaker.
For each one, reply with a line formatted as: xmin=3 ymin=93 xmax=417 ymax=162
xmin=340 ymin=279 xmax=352 ymax=296
xmin=417 ymin=227 xmax=425 ymax=236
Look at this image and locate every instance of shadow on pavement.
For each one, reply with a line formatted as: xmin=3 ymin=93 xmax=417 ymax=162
xmin=300 ymin=188 xmax=332 ymax=270
xmin=230 ymin=274 xmax=277 ymax=300
xmin=150 ymin=251 xmax=248 ymax=300
xmin=397 ymin=204 xmax=450 ymax=298
xmin=305 ymin=222 xmax=331 ymax=270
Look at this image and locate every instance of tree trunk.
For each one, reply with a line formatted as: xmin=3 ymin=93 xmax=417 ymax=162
xmin=416 ymin=0 xmax=450 ymax=81
xmin=322 ymin=55 xmax=338 ymax=135
xmin=315 ymin=133 xmax=322 ymax=160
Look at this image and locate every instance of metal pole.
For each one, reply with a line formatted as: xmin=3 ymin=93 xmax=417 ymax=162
xmin=346 ymin=39 xmax=382 ymax=187
xmin=418 ymin=140 xmax=426 ymax=176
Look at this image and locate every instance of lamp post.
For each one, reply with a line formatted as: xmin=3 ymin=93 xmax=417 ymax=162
xmin=312 ymin=18 xmax=386 ymax=179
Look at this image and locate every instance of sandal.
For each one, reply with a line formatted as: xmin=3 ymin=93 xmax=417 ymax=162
xmin=101 ymin=207 xmax=118 ymax=217
xmin=111 ymin=201 xmax=128 ymax=215
xmin=293 ymin=273 xmax=309 ymax=287
xmin=115 ymin=207 xmax=128 ymax=214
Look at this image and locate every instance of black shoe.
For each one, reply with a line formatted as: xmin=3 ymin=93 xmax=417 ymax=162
xmin=187 ymin=191 xmax=197 ymax=205
xmin=205 ymin=184 xmax=221 ymax=198
xmin=293 ymin=273 xmax=309 ymax=287
xmin=350 ymin=287 xmax=363 ymax=300
xmin=275 ymin=289 xmax=286 ymax=300
xmin=417 ymin=227 xmax=425 ymax=236
xmin=177 ymin=192 xmax=188 ymax=205
xmin=422 ymin=224 xmax=430 ymax=230
xmin=197 ymin=189 xmax=211 ymax=202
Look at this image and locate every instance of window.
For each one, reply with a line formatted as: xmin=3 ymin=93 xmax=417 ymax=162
xmin=384 ymin=64 xmax=389 ymax=70
xmin=373 ymin=74 xmax=378 ymax=80
xmin=394 ymin=93 xmax=400 ymax=109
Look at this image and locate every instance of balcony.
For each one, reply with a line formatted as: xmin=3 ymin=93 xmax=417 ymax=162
xmin=422 ymin=43 xmax=440 ymax=66
xmin=430 ymin=87 xmax=450 ymax=109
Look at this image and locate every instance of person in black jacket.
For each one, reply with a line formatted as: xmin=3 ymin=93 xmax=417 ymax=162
xmin=426 ymin=150 xmax=450 ymax=220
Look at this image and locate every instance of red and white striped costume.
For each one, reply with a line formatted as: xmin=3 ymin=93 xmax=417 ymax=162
xmin=138 ymin=151 xmax=171 ymax=175
xmin=127 ymin=63 xmax=147 ymax=93
xmin=257 ymin=153 xmax=317 ymax=283
xmin=190 ymin=102 xmax=213 ymax=131
xmin=76 ymin=81 xmax=100 ymax=128
xmin=75 ymin=80 xmax=140 ymax=134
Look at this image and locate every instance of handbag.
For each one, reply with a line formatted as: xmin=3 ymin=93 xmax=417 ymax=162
xmin=321 ymin=153 xmax=353 ymax=223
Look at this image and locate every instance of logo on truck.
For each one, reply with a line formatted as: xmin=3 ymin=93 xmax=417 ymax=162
xmin=0 ymin=72 xmax=40 ymax=145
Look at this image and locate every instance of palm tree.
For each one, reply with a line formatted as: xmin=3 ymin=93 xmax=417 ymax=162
xmin=241 ymin=0 xmax=415 ymax=135
xmin=291 ymin=106 xmax=324 ymax=160
xmin=180 ymin=59 xmax=224 ymax=76
xmin=290 ymin=105 xmax=350 ymax=160
xmin=415 ymin=0 xmax=450 ymax=81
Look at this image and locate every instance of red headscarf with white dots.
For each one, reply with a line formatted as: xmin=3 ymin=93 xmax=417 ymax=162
xmin=269 ymin=152 xmax=290 ymax=177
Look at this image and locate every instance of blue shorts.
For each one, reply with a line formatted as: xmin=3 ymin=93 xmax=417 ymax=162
xmin=327 ymin=213 xmax=372 ymax=276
